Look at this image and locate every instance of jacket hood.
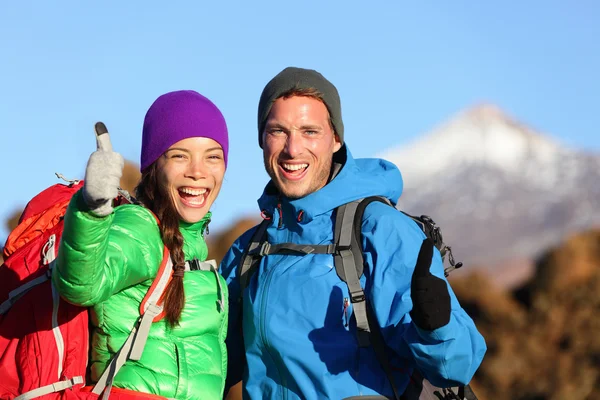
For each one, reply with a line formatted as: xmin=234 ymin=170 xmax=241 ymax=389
xmin=257 ymin=145 xmax=403 ymax=222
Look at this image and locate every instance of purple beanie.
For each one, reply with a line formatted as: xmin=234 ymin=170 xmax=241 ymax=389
xmin=140 ymin=90 xmax=229 ymax=171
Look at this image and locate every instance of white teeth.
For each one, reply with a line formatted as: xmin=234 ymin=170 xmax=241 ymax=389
xmin=179 ymin=187 xmax=207 ymax=196
xmin=282 ymin=163 xmax=308 ymax=171
xmin=185 ymin=196 xmax=206 ymax=206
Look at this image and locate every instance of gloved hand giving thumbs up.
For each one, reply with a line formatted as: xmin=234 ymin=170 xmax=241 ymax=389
xmin=409 ymin=238 xmax=451 ymax=331
xmin=82 ymin=122 xmax=124 ymax=217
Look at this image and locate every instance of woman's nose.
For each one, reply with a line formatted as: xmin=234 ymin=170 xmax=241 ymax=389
xmin=185 ymin=159 xmax=207 ymax=180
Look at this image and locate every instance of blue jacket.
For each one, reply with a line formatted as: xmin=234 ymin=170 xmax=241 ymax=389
xmin=221 ymin=146 xmax=486 ymax=399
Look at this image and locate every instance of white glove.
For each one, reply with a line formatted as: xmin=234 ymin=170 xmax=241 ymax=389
xmin=82 ymin=123 xmax=124 ymax=217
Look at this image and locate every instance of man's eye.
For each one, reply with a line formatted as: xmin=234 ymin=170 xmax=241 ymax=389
xmin=305 ymin=130 xmax=317 ymax=135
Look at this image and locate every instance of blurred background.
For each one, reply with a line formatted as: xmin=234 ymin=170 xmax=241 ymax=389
xmin=1 ymin=2 xmax=599 ymax=399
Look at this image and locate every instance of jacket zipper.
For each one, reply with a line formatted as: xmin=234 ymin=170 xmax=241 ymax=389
xmin=258 ymin=233 xmax=288 ymax=399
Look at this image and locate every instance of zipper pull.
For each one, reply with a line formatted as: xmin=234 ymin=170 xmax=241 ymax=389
xmin=343 ymin=297 xmax=349 ymax=327
xmin=204 ymin=218 xmax=211 ymax=237
xmin=277 ymin=202 xmax=283 ymax=229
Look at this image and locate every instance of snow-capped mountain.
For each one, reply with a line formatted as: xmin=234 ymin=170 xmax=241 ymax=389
xmin=379 ymin=104 xmax=600 ymax=267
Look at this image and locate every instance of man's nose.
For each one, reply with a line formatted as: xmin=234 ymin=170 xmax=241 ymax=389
xmin=284 ymin=132 xmax=303 ymax=157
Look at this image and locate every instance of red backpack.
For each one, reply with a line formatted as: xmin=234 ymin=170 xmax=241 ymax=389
xmin=0 ymin=179 xmax=173 ymax=400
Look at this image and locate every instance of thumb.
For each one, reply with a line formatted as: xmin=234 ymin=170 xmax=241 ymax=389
xmin=94 ymin=121 xmax=113 ymax=152
xmin=412 ymin=238 xmax=434 ymax=279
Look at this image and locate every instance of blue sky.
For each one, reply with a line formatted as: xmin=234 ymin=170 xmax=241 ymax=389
xmin=1 ymin=1 xmax=598 ymax=241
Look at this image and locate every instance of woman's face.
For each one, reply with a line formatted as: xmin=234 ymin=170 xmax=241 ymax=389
xmin=156 ymin=137 xmax=225 ymax=223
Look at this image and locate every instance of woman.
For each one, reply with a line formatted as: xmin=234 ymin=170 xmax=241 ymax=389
xmin=53 ymin=90 xmax=229 ymax=399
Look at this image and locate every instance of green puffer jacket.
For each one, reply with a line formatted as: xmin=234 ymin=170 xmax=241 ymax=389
xmin=52 ymin=191 xmax=228 ymax=399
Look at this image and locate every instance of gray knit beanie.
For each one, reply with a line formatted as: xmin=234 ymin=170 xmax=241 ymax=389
xmin=257 ymin=67 xmax=344 ymax=148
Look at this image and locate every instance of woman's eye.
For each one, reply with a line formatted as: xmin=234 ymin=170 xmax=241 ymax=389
xmin=171 ymin=154 xmax=186 ymax=159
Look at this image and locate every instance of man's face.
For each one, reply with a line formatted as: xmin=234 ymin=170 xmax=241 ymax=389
xmin=262 ymin=95 xmax=342 ymax=199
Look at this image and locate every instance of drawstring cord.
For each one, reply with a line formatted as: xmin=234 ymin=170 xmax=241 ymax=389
xmin=211 ymin=265 xmax=225 ymax=312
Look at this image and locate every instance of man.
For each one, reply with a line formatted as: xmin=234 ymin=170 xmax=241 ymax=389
xmin=221 ymin=67 xmax=486 ymax=399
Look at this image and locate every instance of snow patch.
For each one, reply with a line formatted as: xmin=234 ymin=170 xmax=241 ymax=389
xmin=379 ymin=104 xmax=568 ymax=189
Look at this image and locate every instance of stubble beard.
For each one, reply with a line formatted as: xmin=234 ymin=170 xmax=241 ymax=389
xmin=263 ymin=154 xmax=333 ymax=200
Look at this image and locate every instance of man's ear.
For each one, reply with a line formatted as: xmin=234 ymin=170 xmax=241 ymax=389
xmin=259 ymin=129 xmax=266 ymax=149
xmin=333 ymin=134 xmax=342 ymax=152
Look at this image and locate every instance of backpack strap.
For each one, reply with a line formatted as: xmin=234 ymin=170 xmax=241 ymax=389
xmin=238 ymin=218 xmax=339 ymax=293
xmin=333 ymin=196 xmax=403 ymax=400
xmin=0 ymin=269 xmax=53 ymax=315
xmin=249 ymin=242 xmax=337 ymax=257
xmin=138 ymin=245 xmax=173 ymax=322
xmin=333 ymin=200 xmax=371 ymax=347
xmin=92 ymin=245 xmax=172 ymax=398
xmin=333 ymin=196 xmax=396 ymax=346
xmin=239 ymin=218 xmax=271 ymax=294
xmin=14 ymin=377 xmax=85 ymax=400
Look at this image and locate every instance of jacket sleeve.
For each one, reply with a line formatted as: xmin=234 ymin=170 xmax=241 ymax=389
xmin=52 ymin=190 xmax=163 ymax=307
xmin=361 ymin=202 xmax=487 ymax=387
xmin=219 ymin=226 xmax=257 ymax=393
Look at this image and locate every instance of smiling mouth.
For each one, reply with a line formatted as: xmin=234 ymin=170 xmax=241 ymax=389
xmin=178 ymin=187 xmax=209 ymax=207
xmin=279 ymin=162 xmax=309 ymax=178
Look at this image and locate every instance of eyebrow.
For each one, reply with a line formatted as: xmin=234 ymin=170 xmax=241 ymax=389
xmin=166 ymin=146 xmax=223 ymax=153
xmin=165 ymin=147 xmax=190 ymax=153
xmin=265 ymin=123 xmax=323 ymax=131
xmin=265 ymin=123 xmax=287 ymax=130
xmin=299 ymin=125 xmax=322 ymax=131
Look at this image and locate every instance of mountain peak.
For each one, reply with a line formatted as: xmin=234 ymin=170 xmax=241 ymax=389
xmin=379 ymin=103 xmax=565 ymax=188
xmin=464 ymin=103 xmax=509 ymax=121
xmin=378 ymin=104 xmax=600 ymax=268
xmin=460 ymin=103 xmax=542 ymax=142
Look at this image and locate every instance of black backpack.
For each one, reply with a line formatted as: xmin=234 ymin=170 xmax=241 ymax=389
xmin=238 ymin=196 xmax=476 ymax=400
